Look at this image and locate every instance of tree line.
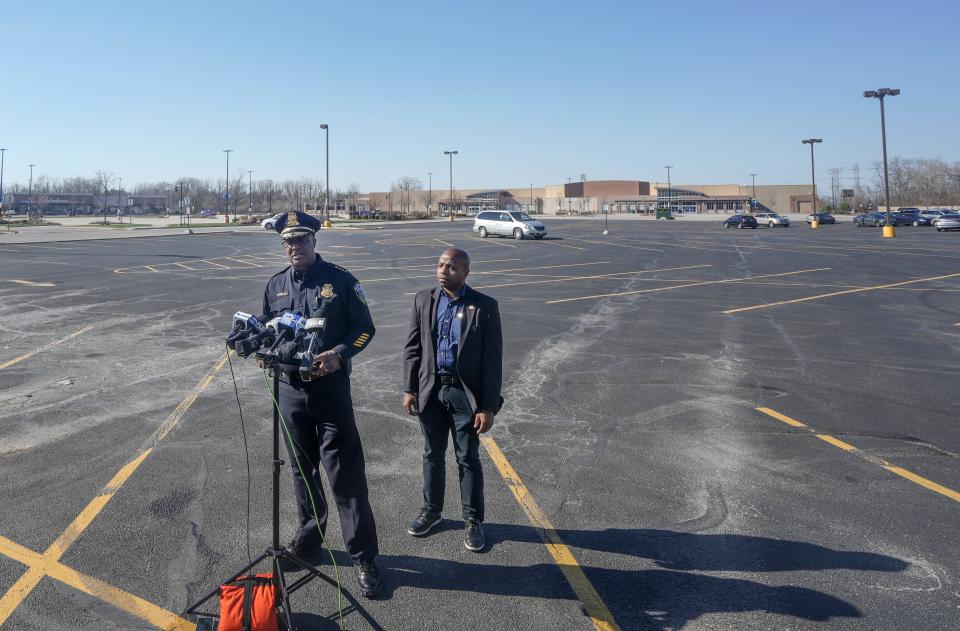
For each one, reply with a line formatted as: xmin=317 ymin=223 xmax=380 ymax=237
xmin=3 ymin=172 xmax=367 ymax=215
xmin=822 ymin=157 xmax=960 ymax=211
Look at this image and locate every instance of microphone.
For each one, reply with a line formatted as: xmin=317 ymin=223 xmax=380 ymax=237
xmin=225 ymin=312 xmax=263 ymax=350
xmin=299 ymin=318 xmax=326 ymax=381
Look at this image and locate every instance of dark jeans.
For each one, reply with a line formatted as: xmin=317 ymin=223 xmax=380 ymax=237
xmin=278 ymin=371 xmax=379 ymax=562
xmin=419 ymin=384 xmax=484 ymax=521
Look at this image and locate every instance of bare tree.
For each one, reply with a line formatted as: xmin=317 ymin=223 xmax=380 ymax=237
xmin=392 ymin=176 xmax=423 ymax=214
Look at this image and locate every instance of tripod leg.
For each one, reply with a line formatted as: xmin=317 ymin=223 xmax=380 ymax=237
xmin=274 ymin=555 xmax=296 ymax=631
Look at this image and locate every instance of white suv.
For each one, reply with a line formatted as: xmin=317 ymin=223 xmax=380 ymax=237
xmin=753 ymin=212 xmax=790 ymax=227
xmin=473 ymin=211 xmax=547 ymax=240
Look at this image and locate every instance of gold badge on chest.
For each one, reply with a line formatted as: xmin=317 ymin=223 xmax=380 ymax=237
xmin=320 ymin=283 xmax=335 ymax=299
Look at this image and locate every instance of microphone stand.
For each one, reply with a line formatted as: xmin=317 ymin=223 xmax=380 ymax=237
xmin=184 ymin=353 xmax=334 ymax=630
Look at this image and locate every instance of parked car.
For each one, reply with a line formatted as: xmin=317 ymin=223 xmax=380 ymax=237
xmin=854 ymin=211 xmax=911 ymax=227
xmin=721 ymin=214 xmax=758 ymax=229
xmin=198 ymin=209 xmax=217 ymax=218
xmin=753 ymin=212 xmax=790 ymax=227
xmin=805 ymin=212 xmax=836 ymax=224
xmin=934 ymin=214 xmax=960 ymax=232
xmin=919 ymin=209 xmax=955 ymax=221
xmin=473 ymin=211 xmax=547 ymax=239
xmin=896 ymin=209 xmax=931 ymax=226
xmin=261 ymin=212 xmax=283 ymax=231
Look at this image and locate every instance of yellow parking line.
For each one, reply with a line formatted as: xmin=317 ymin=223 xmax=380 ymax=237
xmin=472 ymin=264 xmax=713 ymax=291
xmin=0 ymin=534 xmax=194 ymax=630
xmin=363 ymin=261 xmax=610 ymax=283
xmin=174 ymin=262 xmax=196 ymax=270
xmin=9 ymin=279 xmax=56 ymax=287
xmin=223 ymin=257 xmax=262 ymax=267
xmin=724 ymin=271 xmax=960 ymax=314
xmin=547 ymin=268 xmax=830 ymax=304
xmin=0 ymin=353 xmax=228 ymax=628
xmin=466 ymin=236 xmax=517 ymax=248
xmin=755 ymin=407 xmax=806 ymax=427
xmin=481 ymin=437 xmax=620 ymax=631
xmin=0 ymin=326 xmax=95 ymax=371
xmin=756 ymin=408 xmax=960 ymax=504
xmin=883 ymin=466 xmax=960 ymax=502
xmin=569 ymin=238 xmax=664 ymax=253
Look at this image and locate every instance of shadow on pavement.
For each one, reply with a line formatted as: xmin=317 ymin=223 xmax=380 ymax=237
xmin=371 ymin=524 xmax=908 ymax=629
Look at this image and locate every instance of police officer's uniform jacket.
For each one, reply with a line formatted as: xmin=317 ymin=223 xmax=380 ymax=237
xmin=260 ymin=257 xmax=375 ymax=379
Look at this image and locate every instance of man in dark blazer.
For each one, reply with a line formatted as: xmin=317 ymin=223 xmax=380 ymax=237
xmin=402 ymin=248 xmax=503 ymax=551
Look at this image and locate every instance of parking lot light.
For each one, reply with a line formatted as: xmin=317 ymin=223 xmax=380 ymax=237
xmin=801 ymin=139 xmax=822 ymax=228
xmin=864 ymin=88 xmax=900 ymax=238
xmin=444 ymin=150 xmax=458 ymax=220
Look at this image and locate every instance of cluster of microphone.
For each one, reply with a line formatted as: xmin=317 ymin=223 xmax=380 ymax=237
xmin=226 ymin=311 xmax=326 ymax=380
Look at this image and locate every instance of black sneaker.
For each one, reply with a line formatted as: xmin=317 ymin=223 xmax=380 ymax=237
xmin=407 ymin=510 xmax=442 ymax=537
xmin=356 ymin=559 xmax=381 ymax=599
xmin=464 ymin=519 xmax=485 ymax=552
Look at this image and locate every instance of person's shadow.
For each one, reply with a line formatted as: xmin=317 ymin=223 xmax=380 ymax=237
xmin=283 ymin=524 xmax=907 ymax=630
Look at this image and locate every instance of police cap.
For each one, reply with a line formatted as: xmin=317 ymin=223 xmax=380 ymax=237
xmin=275 ymin=210 xmax=322 ymax=237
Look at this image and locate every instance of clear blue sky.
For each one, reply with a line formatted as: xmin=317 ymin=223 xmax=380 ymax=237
xmin=2 ymin=0 xmax=957 ymax=192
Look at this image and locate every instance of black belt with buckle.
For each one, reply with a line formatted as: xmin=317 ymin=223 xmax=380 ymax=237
xmin=437 ymin=374 xmax=460 ymax=385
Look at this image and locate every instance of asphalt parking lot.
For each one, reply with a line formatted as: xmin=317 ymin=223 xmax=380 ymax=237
xmin=1 ymin=219 xmax=958 ymax=630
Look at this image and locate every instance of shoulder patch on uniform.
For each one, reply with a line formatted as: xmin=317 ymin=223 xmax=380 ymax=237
xmin=354 ymin=282 xmax=367 ymax=304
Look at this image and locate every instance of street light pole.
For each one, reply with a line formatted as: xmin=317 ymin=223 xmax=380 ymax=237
xmin=248 ymin=170 xmax=254 ymax=216
xmin=444 ymin=150 xmax=458 ymax=218
xmin=0 ymin=149 xmax=7 ymax=217
xmin=750 ymin=172 xmax=757 ymax=213
xmin=664 ymin=165 xmax=673 ymax=214
xmin=801 ymin=139 xmax=822 ymax=227
xmin=223 ymin=149 xmax=233 ymax=222
xmin=118 ymin=177 xmax=123 ymax=223
xmin=28 ymin=164 xmax=35 ymax=217
xmin=864 ymin=88 xmax=900 ymax=238
xmin=320 ymin=124 xmax=330 ymax=224
xmin=427 ymin=172 xmax=433 ymax=214
xmin=268 ymin=179 xmax=273 ymax=215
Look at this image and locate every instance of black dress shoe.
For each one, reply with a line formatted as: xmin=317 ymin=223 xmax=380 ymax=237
xmin=407 ymin=510 xmax=442 ymax=537
xmin=279 ymin=543 xmax=325 ymax=572
xmin=464 ymin=519 xmax=485 ymax=552
xmin=356 ymin=559 xmax=381 ymax=598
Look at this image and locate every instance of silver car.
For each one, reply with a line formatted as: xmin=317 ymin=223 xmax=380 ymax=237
xmin=753 ymin=212 xmax=790 ymax=227
xmin=933 ymin=215 xmax=960 ymax=232
xmin=473 ymin=211 xmax=547 ymax=240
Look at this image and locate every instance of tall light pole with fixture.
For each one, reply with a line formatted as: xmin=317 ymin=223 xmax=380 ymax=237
xmin=28 ymin=164 xmax=35 ymax=217
xmin=320 ymin=124 xmax=330 ymax=225
xmin=444 ymin=150 xmax=457 ymax=219
xmin=248 ymin=170 xmax=254 ymax=216
xmin=0 ymin=148 xmax=7 ymax=217
xmin=118 ymin=177 xmax=123 ymax=223
xmin=750 ymin=172 xmax=757 ymax=213
xmin=864 ymin=88 xmax=900 ymax=238
xmin=801 ymin=139 xmax=822 ymax=228
xmin=427 ymin=172 xmax=433 ymax=214
xmin=664 ymin=165 xmax=673 ymax=215
xmin=268 ymin=179 xmax=273 ymax=215
xmin=223 ymin=149 xmax=233 ymax=221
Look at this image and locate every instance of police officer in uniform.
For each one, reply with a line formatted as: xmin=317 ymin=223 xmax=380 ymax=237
xmin=260 ymin=210 xmax=381 ymax=597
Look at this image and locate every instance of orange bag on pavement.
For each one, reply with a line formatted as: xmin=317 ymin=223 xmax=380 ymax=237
xmin=218 ymin=573 xmax=279 ymax=631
